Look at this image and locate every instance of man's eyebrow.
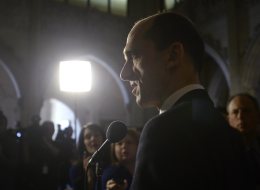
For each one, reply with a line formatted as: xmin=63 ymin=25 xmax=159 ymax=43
xmin=123 ymin=48 xmax=128 ymax=54
xmin=123 ymin=50 xmax=130 ymax=60
xmin=123 ymin=49 xmax=133 ymax=57
xmin=123 ymin=47 xmax=129 ymax=54
xmin=125 ymin=48 xmax=139 ymax=55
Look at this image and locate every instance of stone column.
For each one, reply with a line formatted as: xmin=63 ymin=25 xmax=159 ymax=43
xmin=227 ymin=0 xmax=249 ymax=95
xmin=20 ymin=0 xmax=44 ymax=126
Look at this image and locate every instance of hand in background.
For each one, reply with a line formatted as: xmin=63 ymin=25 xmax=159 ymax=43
xmin=106 ymin=179 xmax=128 ymax=190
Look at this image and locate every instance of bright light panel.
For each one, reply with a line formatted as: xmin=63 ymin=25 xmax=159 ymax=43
xmin=59 ymin=60 xmax=92 ymax=92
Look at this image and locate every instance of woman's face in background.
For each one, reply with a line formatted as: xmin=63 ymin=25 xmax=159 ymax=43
xmin=83 ymin=128 xmax=104 ymax=154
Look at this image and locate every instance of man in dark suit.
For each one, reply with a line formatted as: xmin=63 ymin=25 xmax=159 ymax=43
xmin=227 ymin=93 xmax=260 ymax=188
xmin=120 ymin=12 xmax=253 ymax=189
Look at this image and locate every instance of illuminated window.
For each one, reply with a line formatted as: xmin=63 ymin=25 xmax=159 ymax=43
xmin=69 ymin=0 xmax=87 ymax=7
xmin=164 ymin=0 xmax=182 ymax=10
xmin=53 ymin=0 xmax=128 ymax=17
xmin=90 ymin=0 xmax=108 ymax=12
xmin=40 ymin=98 xmax=81 ymax=140
xmin=164 ymin=0 xmax=175 ymax=10
xmin=111 ymin=0 xmax=127 ymax=16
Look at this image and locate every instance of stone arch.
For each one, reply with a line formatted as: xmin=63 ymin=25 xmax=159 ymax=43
xmin=200 ymin=44 xmax=230 ymax=107
xmin=40 ymin=98 xmax=81 ymax=141
xmin=205 ymin=44 xmax=230 ymax=88
xmin=0 ymin=58 xmax=21 ymax=128
xmin=0 ymin=59 xmax=21 ymax=98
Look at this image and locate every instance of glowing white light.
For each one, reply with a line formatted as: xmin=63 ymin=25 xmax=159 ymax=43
xmin=59 ymin=60 xmax=92 ymax=92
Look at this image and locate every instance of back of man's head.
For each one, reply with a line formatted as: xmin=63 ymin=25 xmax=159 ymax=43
xmin=143 ymin=12 xmax=205 ymax=72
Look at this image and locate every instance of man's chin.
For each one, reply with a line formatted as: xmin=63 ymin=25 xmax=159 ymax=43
xmin=136 ymin=99 xmax=146 ymax=108
xmin=136 ymin=100 xmax=145 ymax=108
xmin=237 ymin=125 xmax=246 ymax=133
xmin=136 ymin=98 xmax=155 ymax=108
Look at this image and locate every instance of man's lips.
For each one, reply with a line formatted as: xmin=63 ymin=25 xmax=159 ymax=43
xmin=237 ymin=123 xmax=245 ymax=129
xmin=132 ymin=86 xmax=137 ymax=95
xmin=130 ymin=82 xmax=138 ymax=95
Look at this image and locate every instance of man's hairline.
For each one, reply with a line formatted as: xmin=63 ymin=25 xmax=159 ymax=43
xmin=226 ymin=94 xmax=260 ymax=113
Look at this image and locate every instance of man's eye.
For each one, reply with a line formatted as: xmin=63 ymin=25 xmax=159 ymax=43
xmin=233 ymin=110 xmax=238 ymax=115
xmin=131 ymin=51 xmax=141 ymax=58
xmin=132 ymin=54 xmax=139 ymax=59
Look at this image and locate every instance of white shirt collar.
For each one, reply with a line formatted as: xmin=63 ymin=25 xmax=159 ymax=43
xmin=159 ymin=84 xmax=204 ymax=114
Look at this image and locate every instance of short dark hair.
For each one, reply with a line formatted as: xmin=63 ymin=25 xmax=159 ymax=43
xmin=143 ymin=12 xmax=205 ymax=72
xmin=226 ymin=93 xmax=260 ymax=111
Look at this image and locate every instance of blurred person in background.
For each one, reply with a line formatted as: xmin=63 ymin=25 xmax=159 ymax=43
xmin=69 ymin=123 xmax=110 ymax=190
xmin=227 ymin=93 xmax=260 ymax=188
xmin=102 ymin=128 xmax=140 ymax=190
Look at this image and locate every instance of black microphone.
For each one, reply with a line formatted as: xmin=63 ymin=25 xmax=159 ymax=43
xmin=88 ymin=121 xmax=127 ymax=165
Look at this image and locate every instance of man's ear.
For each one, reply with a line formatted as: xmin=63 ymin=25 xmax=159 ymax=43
xmin=165 ymin=42 xmax=184 ymax=69
xmin=171 ymin=52 xmax=177 ymax=61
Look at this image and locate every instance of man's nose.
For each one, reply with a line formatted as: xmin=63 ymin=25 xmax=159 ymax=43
xmin=237 ymin=110 xmax=245 ymax=119
xmin=120 ymin=62 xmax=134 ymax=81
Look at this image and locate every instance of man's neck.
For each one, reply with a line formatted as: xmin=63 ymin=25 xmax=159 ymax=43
xmin=159 ymin=84 xmax=204 ymax=113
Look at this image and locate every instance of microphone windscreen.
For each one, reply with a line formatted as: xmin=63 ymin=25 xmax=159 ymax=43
xmin=106 ymin=121 xmax=127 ymax=143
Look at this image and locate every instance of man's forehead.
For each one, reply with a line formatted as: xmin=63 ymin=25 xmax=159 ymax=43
xmin=229 ymin=96 xmax=256 ymax=109
xmin=123 ymin=19 xmax=153 ymax=55
xmin=129 ymin=18 xmax=153 ymax=40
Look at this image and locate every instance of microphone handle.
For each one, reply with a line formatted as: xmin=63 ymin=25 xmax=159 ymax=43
xmin=88 ymin=139 xmax=109 ymax=166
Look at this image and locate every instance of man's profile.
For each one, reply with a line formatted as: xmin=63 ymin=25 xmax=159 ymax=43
xmin=120 ymin=12 xmax=252 ymax=189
